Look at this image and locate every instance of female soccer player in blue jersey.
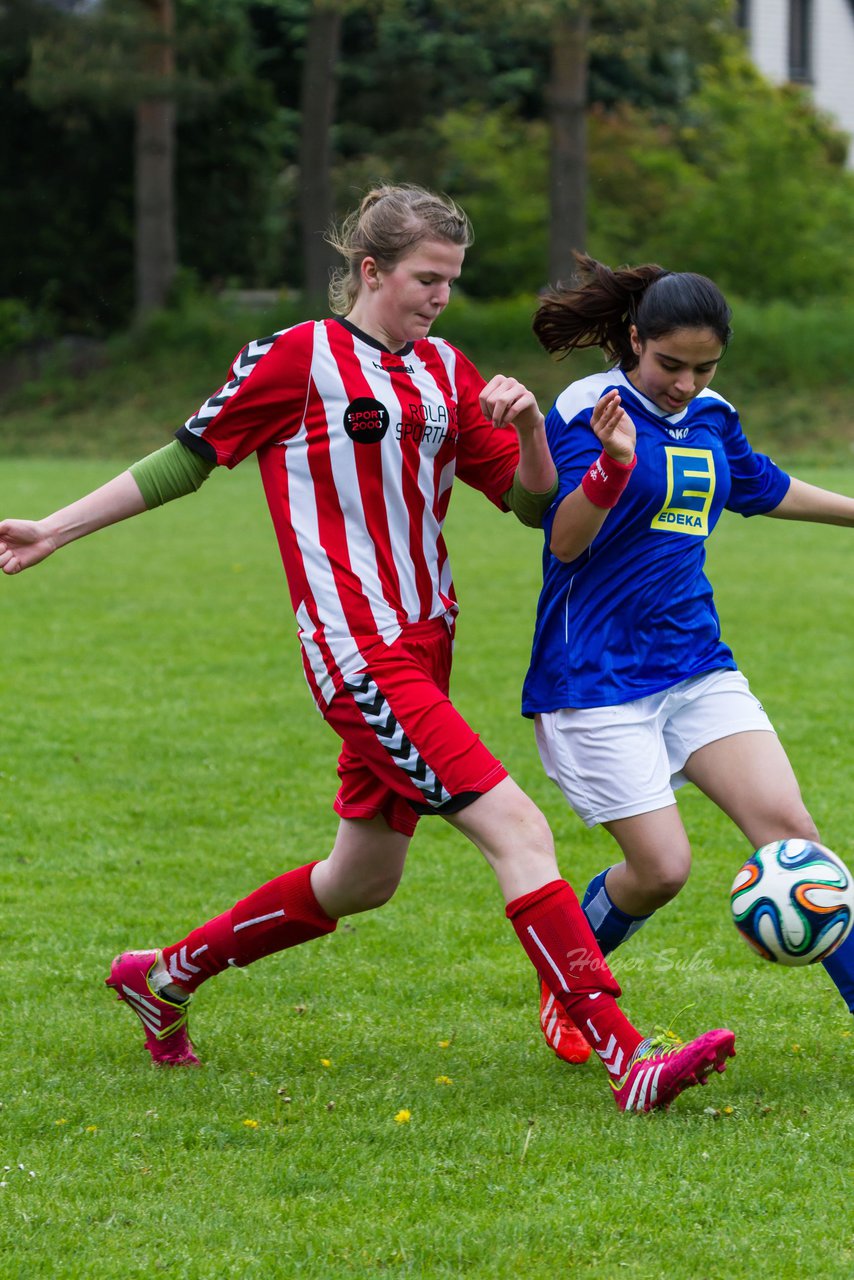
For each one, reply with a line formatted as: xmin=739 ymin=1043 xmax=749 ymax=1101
xmin=525 ymin=255 xmax=854 ymax=1064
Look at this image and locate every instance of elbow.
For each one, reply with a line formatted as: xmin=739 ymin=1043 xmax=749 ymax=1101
xmin=549 ymin=536 xmax=576 ymax=563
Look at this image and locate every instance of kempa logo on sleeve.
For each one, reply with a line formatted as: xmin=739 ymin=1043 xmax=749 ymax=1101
xmin=650 ymin=447 xmax=715 ymax=536
xmin=344 ymin=397 xmax=390 ymax=444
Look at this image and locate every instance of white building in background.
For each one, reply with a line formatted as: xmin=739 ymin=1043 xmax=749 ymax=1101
xmin=737 ymin=0 xmax=854 ymax=165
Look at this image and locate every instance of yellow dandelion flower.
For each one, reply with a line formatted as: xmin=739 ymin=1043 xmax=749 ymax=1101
xmin=320 ymin=1058 xmax=332 ymax=1067
xmin=791 ymin=1044 xmax=801 ymax=1053
xmin=85 ymin=1125 xmax=98 ymax=1133
xmin=242 ymin=1119 xmax=259 ymax=1129
xmin=54 ymin=1119 xmax=67 ymax=1126
xmin=434 ymin=1075 xmax=453 ymax=1086
xmin=722 ymin=1106 xmax=734 ymax=1115
xmin=438 ymin=1040 xmax=450 ymax=1049
xmin=394 ymin=1109 xmax=411 ymax=1124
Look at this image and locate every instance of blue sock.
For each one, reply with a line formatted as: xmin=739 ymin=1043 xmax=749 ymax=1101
xmin=581 ymin=868 xmax=652 ymax=957
xmin=821 ymin=928 xmax=854 ymax=1013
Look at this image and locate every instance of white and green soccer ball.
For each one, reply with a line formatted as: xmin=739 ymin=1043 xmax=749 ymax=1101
xmin=730 ymin=839 xmax=854 ymax=966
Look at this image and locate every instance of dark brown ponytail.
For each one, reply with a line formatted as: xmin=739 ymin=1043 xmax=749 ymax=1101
xmin=533 ymin=252 xmax=731 ymax=370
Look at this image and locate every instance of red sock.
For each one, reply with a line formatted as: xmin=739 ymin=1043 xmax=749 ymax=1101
xmin=507 ymin=879 xmax=643 ymax=1076
xmin=161 ymin=862 xmax=337 ymax=993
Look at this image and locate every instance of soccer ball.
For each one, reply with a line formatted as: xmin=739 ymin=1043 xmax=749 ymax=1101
xmin=730 ymin=839 xmax=854 ymax=966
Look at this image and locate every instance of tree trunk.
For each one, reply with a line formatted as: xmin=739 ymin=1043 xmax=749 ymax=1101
xmin=135 ymin=0 xmax=177 ymax=321
xmin=299 ymin=0 xmax=343 ymax=303
xmin=547 ymin=3 xmax=589 ymax=285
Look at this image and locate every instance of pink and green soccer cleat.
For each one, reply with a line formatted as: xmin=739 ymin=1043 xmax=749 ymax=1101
xmin=611 ymin=1027 xmax=735 ymax=1113
xmin=106 ymin=950 xmax=200 ymax=1067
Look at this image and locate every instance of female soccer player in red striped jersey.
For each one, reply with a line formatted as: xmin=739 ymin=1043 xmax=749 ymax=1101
xmin=524 ymin=254 xmax=854 ymax=1065
xmin=0 ymin=187 xmax=735 ymax=1111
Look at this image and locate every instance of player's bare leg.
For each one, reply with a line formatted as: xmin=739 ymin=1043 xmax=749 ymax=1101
xmin=683 ymin=730 xmax=817 ymax=847
xmin=310 ymin=816 xmax=411 ymax=917
xmin=602 ymin=806 xmax=693 ymax=916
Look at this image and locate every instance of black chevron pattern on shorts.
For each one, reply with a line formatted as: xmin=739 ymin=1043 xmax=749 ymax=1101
xmin=182 ymin=333 xmax=280 ymax=435
xmin=343 ymin=673 xmax=451 ymax=809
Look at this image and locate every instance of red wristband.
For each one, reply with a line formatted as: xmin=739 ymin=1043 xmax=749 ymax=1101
xmin=580 ymin=450 xmax=637 ymax=509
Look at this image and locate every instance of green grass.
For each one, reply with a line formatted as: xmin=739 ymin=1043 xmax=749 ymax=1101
xmin=1 ymin=459 xmax=853 ymax=1277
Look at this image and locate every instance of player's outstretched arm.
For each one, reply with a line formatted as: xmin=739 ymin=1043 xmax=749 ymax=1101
xmin=0 ymin=471 xmax=147 ymax=575
xmin=766 ymin=476 xmax=854 ymax=527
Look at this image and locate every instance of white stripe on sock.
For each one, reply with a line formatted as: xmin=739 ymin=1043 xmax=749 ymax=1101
xmin=526 ymin=925 xmax=569 ymax=992
xmin=233 ymin=909 xmax=287 ymax=933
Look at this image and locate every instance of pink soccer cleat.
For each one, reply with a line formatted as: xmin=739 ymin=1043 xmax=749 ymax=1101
xmin=540 ymin=979 xmax=592 ymax=1064
xmin=106 ymin=950 xmax=200 ymax=1067
xmin=611 ymin=1027 xmax=735 ymax=1113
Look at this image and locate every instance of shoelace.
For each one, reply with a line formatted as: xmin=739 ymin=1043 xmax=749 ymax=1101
xmin=643 ymin=1027 xmax=685 ymax=1056
xmin=644 ymin=1000 xmax=696 ymax=1055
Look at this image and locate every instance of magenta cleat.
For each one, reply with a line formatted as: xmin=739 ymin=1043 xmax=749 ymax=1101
xmin=611 ymin=1027 xmax=735 ymax=1113
xmin=106 ymin=950 xmax=200 ymax=1067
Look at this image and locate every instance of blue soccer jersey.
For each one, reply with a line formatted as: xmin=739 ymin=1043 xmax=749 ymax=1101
xmin=521 ymin=369 xmax=791 ymax=713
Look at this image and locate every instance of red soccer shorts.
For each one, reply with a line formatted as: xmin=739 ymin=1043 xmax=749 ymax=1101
xmin=324 ymin=619 xmax=507 ymax=836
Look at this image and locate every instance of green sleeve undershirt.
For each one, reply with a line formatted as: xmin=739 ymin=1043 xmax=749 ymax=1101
xmin=501 ymin=471 xmax=559 ymax=529
xmin=129 ymin=439 xmax=215 ymax=508
xmin=129 ymin=438 xmax=557 ymax=532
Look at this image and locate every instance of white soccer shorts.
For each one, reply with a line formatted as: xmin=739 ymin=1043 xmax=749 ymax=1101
xmin=534 ymin=668 xmax=775 ymax=828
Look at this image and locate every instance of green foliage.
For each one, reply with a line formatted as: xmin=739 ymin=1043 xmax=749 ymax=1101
xmin=1 ymin=458 xmax=853 ymax=1277
xmin=436 ymin=108 xmax=549 ymax=298
xmin=657 ymin=53 xmax=854 ymax=301
xmin=1 ymin=0 xmax=294 ymax=331
xmin=721 ymin=298 xmax=854 ymax=391
xmin=4 ymin=3 xmax=854 ymax=331
xmin=0 ymin=298 xmax=44 ymax=354
xmin=421 ymin=55 xmax=854 ymax=306
xmin=2 ymin=292 xmax=853 ymax=469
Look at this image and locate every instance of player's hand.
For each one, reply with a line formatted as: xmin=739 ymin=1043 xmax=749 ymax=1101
xmin=479 ymin=374 xmax=545 ymax=438
xmin=591 ymin=390 xmax=636 ymax=465
xmin=0 ymin=520 xmax=57 ymax=575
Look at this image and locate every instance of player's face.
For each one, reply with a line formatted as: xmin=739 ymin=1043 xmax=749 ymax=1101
xmin=358 ymin=239 xmax=465 ymax=348
xmin=627 ymin=326 xmax=723 ymax=415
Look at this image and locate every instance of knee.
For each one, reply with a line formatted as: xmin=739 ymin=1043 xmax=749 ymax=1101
xmin=348 ymin=868 xmax=402 ymax=911
xmin=358 ymin=870 xmax=402 ymax=911
xmin=492 ymin=794 xmax=556 ymax=867
xmin=637 ymin=854 xmax=691 ymax=909
xmin=787 ymin=809 xmax=820 ymax=843
xmin=449 ymin=782 xmax=558 ymax=887
xmin=755 ymin=805 xmax=820 ymax=846
xmin=311 ymin=856 xmax=404 ymax=918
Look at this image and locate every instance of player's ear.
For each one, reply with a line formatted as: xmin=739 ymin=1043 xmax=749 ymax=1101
xmin=361 ymin=257 xmax=382 ymax=292
xmin=629 ymin=324 xmax=642 ymax=357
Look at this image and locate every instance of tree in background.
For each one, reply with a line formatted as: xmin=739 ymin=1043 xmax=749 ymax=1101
xmin=8 ymin=0 xmax=289 ymax=329
xmin=584 ymin=48 xmax=854 ymax=302
xmin=26 ymin=0 xmax=181 ymax=321
xmin=0 ymin=0 xmax=135 ymax=328
xmin=135 ymin=0 xmax=177 ymax=318
xmin=546 ymin=2 xmax=589 ymax=282
xmin=298 ymin=0 xmax=343 ymax=301
xmin=3 ymin=0 xmax=854 ymax=333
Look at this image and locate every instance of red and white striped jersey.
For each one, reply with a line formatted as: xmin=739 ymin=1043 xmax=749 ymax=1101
xmin=177 ymin=317 xmax=519 ymax=710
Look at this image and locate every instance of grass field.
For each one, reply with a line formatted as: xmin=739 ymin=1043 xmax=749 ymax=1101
xmin=1 ymin=458 xmax=853 ymax=1278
